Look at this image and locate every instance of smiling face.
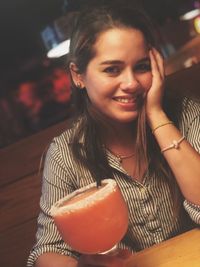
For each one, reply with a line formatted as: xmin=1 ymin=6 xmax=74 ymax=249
xmin=74 ymin=27 xmax=152 ymax=125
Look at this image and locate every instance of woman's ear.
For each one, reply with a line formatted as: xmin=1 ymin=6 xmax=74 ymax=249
xmin=69 ymin=63 xmax=84 ymax=88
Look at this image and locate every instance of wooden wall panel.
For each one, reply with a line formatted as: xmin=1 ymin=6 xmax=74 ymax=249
xmin=0 ymin=219 xmax=37 ymax=267
xmin=0 ymin=173 xmax=41 ymax=232
xmin=0 ymin=120 xmax=68 ymax=186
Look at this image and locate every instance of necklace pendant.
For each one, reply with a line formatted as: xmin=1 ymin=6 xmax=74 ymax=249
xmin=107 ymin=148 xmax=135 ymax=163
xmin=117 ymin=155 xmax=122 ymax=163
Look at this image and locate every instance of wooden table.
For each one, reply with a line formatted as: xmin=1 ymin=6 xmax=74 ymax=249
xmin=125 ymin=228 xmax=200 ymax=267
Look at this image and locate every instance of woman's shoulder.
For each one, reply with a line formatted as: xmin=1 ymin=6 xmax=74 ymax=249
xmin=182 ymin=96 xmax=200 ymax=108
xmin=181 ymin=97 xmax=200 ymax=120
xmin=178 ymin=97 xmax=200 ymax=135
xmin=53 ymin=127 xmax=74 ymax=146
xmin=51 ymin=118 xmax=81 ymax=147
xmin=46 ymin=118 xmax=83 ymax=158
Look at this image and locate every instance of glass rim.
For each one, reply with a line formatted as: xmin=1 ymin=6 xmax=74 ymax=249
xmin=50 ymin=178 xmax=117 ymax=216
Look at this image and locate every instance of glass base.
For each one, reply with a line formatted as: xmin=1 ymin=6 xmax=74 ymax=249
xmin=99 ymin=244 xmax=118 ymax=255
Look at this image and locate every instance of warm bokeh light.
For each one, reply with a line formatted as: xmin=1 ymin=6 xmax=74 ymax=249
xmin=47 ymin=39 xmax=70 ymax=58
xmin=180 ymin=9 xmax=200 ymax=21
xmin=194 ymin=16 xmax=200 ymax=33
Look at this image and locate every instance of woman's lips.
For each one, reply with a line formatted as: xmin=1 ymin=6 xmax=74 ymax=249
xmin=112 ymin=96 xmax=139 ymax=110
xmin=113 ymin=96 xmax=136 ymax=103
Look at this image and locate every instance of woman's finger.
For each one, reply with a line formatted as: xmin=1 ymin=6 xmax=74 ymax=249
xmin=149 ymin=49 xmax=162 ymax=85
xmin=151 ymin=48 xmax=165 ymax=79
xmin=78 ymin=249 xmax=132 ymax=266
xmin=116 ymin=249 xmax=132 ymax=259
xmin=149 ymin=49 xmax=165 ymax=91
xmin=149 ymin=49 xmax=158 ymax=75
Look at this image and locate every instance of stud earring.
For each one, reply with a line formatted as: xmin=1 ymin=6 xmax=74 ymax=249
xmin=76 ymin=82 xmax=82 ymax=88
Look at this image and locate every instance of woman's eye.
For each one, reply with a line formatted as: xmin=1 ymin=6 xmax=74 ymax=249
xmin=135 ymin=63 xmax=151 ymax=72
xmin=103 ymin=66 xmax=120 ymax=74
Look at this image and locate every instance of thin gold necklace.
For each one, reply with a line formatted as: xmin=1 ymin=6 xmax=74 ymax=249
xmin=108 ymin=148 xmax=135 ymax=163
xmin=116 ymin=153 xmax=135 ymax=163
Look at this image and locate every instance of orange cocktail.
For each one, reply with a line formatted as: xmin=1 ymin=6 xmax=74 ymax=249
xmin=50 ymin=179 xmax=129 ymax=254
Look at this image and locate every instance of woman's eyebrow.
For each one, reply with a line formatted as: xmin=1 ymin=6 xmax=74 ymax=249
xmin=100 ymin=57 xmax=150 ymax=66
xmin=100 ymin=60 xmax=124 ymax=65
xmin=137 ymin=57 xmax=150 ymax=63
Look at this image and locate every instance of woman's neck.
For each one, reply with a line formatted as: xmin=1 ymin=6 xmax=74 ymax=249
xmin=103 ymin=122 xmax=137 ymax=155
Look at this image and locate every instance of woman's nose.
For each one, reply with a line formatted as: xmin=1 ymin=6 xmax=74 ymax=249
xmin=120 ymin=72 xmax=140 ymax=91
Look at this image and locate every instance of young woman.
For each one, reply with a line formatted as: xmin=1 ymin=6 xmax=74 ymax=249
xmin=27 ymin=4 xmax=200 ymax=267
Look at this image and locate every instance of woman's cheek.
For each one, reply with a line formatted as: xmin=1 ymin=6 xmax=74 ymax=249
xmin=143 ymin=73 xmax=152 ymax=92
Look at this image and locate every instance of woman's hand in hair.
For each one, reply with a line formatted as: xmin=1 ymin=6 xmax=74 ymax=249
xmin=145 ymin=48 xmax=166 ymax=125
xmin=77 ymin=249 xmax=132 ymax=267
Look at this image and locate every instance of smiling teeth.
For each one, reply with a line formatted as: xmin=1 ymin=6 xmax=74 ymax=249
xmin=116 ymin=98 xmax=135 ymax=103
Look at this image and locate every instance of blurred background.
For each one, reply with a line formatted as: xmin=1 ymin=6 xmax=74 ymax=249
xmin=1 ymin=0 xmax=200 ymax=148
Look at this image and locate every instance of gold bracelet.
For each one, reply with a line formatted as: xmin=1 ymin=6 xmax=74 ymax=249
xmin=152 ymin=121 xmax=174 ymax=134
xmin=161 ymin=136 xmax=185 ymax=153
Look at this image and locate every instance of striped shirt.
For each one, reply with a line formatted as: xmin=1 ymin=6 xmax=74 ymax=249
xmin=27 ymin=97 xmax=200 ymax=266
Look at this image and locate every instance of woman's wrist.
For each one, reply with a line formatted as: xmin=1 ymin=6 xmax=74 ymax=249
xmin=147 ymin=110 xmax=170 ymax=130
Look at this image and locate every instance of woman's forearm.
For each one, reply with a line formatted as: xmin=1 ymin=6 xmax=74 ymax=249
xmin=35 ymin=252 xmax=78 ymax=267
xmin=149 ymin=111 xmax=200 ymax=205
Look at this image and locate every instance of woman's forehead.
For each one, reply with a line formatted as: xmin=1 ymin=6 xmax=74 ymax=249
xmin=92 ymin=27 xmax=148 ymax=59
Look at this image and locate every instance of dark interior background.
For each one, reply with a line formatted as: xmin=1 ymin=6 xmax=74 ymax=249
xmin=0 ymin=0 xmax=198 ymax=148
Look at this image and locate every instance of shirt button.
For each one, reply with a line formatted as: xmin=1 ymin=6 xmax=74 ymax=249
xmin=140 ymin=187 xmax=146 ymax=194
xmin=148 ymin=214 xmax=154 ymax=220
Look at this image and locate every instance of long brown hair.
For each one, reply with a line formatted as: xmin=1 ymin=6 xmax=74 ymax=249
xmin=67 ymin=4 xmax=183 ymax=209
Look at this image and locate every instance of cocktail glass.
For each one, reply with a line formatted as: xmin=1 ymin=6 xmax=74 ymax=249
xmin=50 ymin=179 xmax=129 ymax=254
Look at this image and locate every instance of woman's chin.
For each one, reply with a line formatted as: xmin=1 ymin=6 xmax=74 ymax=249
xmin=110 ymin=114 xmax=139 ymax=125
